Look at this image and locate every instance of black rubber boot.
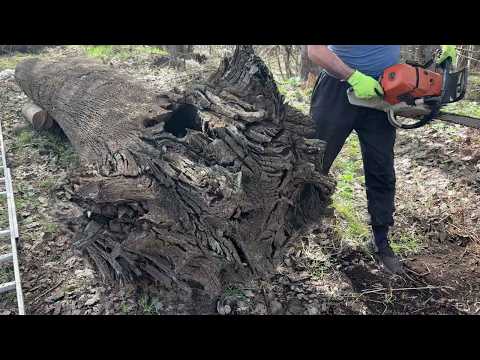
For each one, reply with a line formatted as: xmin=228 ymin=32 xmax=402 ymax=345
xmin=373 ymin=243 xmax=404 ymax=275
xmin=371 ymin=226 xmax=404 ymax=275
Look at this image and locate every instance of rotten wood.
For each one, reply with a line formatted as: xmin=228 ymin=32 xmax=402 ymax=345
xmin=14 ymin=46 xmax=335 ymax=304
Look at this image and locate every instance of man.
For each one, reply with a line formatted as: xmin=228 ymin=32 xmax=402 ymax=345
xmin=307 ymin=45 xmax=456 ymax=274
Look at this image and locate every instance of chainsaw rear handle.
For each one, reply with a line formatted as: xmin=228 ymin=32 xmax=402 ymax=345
xmin=385 ymin=108 xmax=434 ymax=129
xmin=345 ymin=87 xmax=432 ymax=129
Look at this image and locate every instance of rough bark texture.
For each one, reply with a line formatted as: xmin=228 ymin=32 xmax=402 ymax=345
xmin=300 ymin=45 xmax=321 ymax=82
xmin=401 ymin=45 xmax=440 ymax=64
xmin=15 ymin=46 xmax=334 ymax=303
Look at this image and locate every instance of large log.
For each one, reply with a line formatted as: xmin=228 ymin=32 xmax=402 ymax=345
xmin=15 ymin=46 xmax=335 ymax=304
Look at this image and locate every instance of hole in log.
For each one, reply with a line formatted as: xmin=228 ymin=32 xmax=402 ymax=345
xmin=143 ymin=117 xmax=162 ymax=128
xmin=186 ymin=279 xmax=205 ymax=290
xmin=163 ymin=104 xmax=201 ymax=138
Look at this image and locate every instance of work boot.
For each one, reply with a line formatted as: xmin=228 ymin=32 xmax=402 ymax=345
xmin=371 ymin=225 xmax=404 ymax=275
xmin=372 ymin=242 xmax=405 ymax=275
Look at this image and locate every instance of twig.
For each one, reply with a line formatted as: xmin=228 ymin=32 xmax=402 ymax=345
xmin=405 ymin=267 xmax=430 ymax=277
xmin=424 ymin=262 xmax=431 ymax=275
xmin=448 ymin=223 xmax=480 ymax=243
xmin=422 ymin=295 xmax=433 ymax=306
xmin=411 ymin=307 xmax=427 ymax=314
xmin=359 ymin=285 xmax=454 ymax=296
xmin=31 ymin=280 xmax=63 ymax=304
xmin=26 ymin=284 xmax=43 ymax=293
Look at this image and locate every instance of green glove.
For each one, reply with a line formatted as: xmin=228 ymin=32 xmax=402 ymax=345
xmin=347 ymin=70 xmax=384 ymax=99
xmin=437 ymin=45 xmax=457 ymax=65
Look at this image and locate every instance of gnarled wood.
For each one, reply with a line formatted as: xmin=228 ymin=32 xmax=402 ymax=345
xmin=15 ymin=46 xmax=335 ymax=303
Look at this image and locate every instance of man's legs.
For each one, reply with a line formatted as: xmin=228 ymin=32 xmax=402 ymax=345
xmin=354 ymin=109 xmax=403 ymax=273
xmin=310 ymin=71 xmax=402 ymax=274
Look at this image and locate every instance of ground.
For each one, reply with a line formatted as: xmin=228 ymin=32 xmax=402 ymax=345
xmin=1 ymin=46 xmax=480 ymax=315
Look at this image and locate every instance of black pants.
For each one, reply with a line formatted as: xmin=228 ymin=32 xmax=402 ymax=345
xmin=310 ymin=71 xmax=396 ymax=227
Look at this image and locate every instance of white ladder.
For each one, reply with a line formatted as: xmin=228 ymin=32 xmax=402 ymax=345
xmin=0 ymin=117 xmax=24 ymax=315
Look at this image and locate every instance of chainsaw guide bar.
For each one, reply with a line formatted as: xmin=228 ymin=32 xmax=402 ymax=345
xmin=436 ymin=112 xmax=480 ymax=129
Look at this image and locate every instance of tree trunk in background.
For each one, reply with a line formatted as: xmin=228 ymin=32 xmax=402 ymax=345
xmin=401 ymin=45 xmax=441 ymax=65
xmin=165 ymin=45 xmax=194 ymax=58
xmin=15 ymin=46 xmax=334 ymax=306
xmin=299 ymin=45 xmax=321 ymax=82
xmin=400 ymin=45 xmax=416 ymax=61
xmin=473 ymin=45 xmax=480 ymax=71
xmin=282 ymin=45 xmax=295 ymax=79
xmin=156 ymin=45 xmax=195 ymax=69
xmin=457 ymin=45 xmax=468 ymax=69
xmin=415 ymin=45 xmax=440 ymax=64
xmin=0 ymin=45 xmax=50 ymax=55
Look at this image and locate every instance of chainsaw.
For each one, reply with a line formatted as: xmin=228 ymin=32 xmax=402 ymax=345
xmin=347 ymin=55 xmax=480 ymax=130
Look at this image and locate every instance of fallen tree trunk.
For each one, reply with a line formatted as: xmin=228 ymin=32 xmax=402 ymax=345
xmin=15 ymin=46 xmax=334 ymax=303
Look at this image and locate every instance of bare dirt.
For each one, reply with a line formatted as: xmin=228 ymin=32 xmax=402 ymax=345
xmin=1 ymin=46 xmax=479 ymax=315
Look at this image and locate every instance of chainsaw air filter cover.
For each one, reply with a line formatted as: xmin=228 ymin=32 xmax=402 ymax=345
xmin=380 ymin=63 xmax=443 ymax=105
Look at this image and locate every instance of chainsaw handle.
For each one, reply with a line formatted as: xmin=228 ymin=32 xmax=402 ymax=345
xmin=374 ymin=88 xmax=383 ymax=97
xmin=346 ymin=88 xmax=432 ymax=130
xmin=386 ymin=109 xmax=433 ymax=130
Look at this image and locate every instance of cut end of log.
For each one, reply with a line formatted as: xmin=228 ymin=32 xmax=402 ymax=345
xmin=21 ymin=103 xmax=55 ymax=130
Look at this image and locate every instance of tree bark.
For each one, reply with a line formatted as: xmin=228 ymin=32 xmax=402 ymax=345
xmin=283 ymin=45 xmax=294 ymax=78
xmin=299 ymin=45 xmax=321 ymax=82
xmin=14 ymin=46 xmax=334 ymax=303
xmin=164 ymin=45 xmax=194 ymax=58
xmin=414 ymin=45 xmax=439 ymax=64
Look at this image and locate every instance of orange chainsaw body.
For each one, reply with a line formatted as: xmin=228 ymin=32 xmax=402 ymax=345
xmin=380 ymin=63 xmax=443 ymax=105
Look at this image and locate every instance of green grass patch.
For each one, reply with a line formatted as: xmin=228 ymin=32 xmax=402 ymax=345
xmin=0 ymin=263 xmax=16 ymax=303
xmin=431 ymin=99 xmax=480 ymax=139
xmin=0 ymin=197 xmax=8 ymax=229
xmin=331 ymin=135 xmax=370 ymax=246
xmin=14 ymin=180 xmax=39 ymax=210
xmin=276 ymin=76 xmax=311 ymax=113
xmin=41 ymin=221 xmax=58 ymax=234
xmin=137 ymin=295 xmax=160 ymax=315
xmin=0 ymin=265 xmax=14 ymax=284
xmin=301 ymin=241 xmax=333 ymax=280
xmin=0 ymin=54 xmax=35 ymax=71
xmin=120 ymin=302 xmax=130 ymax=315
xmin=12 ymin=127 xmax=79 ymax=170
xmin=443 ymin=99 xmax=480 ymax=118
xmin=82 ymin=45 xmax=167 ymax=62
xmin=38 ymin=178 xmax=56 ymax=191
xmin=16 ymin=129 xmax=34 ymax=146
xmin=390 ymin=229 xmax=423 ymax=256
xmin=223 ymin=285 xmax=248 ymax=300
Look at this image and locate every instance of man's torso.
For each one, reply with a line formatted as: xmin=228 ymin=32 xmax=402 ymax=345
xmin=328 ymin=45 xmax=401 ymax=78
